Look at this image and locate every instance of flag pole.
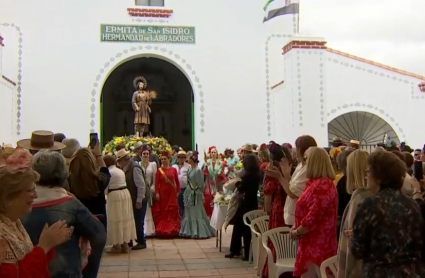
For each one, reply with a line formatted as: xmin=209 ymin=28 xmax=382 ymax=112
xmin=297 ymin=2 xmax=300 ymax=33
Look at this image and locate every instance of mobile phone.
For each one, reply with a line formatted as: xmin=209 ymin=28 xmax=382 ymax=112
xmin=414 ymin=160 xmax=423 ymax=181
xmin=89 ymin=133 xmax=98 ymax=149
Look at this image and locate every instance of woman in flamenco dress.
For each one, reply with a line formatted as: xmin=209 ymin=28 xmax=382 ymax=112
xmin=202 ymin=146 xmax=226 ymax=217
xmin=262 ymin=143 xmax=293 ymax=278
xmin=152 ymin=151 xmax=182 ymax=238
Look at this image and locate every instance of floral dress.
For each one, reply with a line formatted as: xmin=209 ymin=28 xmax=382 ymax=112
xmin=294 ymin=178 xmax=338 ymax=276
xmin=351 ymin=189 xmax=425 ymax=277
xmin=262 ymin=171 xmax=288 ymax=277
xmin=203 ymin=159 xmax=225 ymax=217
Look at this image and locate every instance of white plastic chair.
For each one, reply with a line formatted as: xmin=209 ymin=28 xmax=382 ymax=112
xmin=320 ymin=255 xmax=338 ymax=278
xmin=250 ymin=215 xmax=270 ymax=276
xmin=261 ymin=227 xmax=296 ymax=278
xmin=243 ymin=210 xmax=268 ymax=264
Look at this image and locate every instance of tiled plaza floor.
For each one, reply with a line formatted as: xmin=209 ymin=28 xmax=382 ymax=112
xmin=99 ymin=227 xmax=259 ymax=278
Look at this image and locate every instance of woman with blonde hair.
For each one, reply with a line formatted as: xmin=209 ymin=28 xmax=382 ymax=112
xmin=69 ymin=141 xmax=110 ymax=228
xmin=0 ymin=149 xmax=73 ymax=277
xmin=337 ymin=150 xmax=372 ymax=278
xmin=290 ymin=147 xmax=338 ymax=278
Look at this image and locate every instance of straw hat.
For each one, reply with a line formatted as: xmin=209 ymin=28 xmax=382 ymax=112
xmin=17 ymin=130 xmax=66 ymax=151
xmin=177 ymin=150 xmax=187 ymax=157
xmin=116 ymin=149 xmax=130 ymax=160
xmin=350 ymin=140 xmax=360 ymax=145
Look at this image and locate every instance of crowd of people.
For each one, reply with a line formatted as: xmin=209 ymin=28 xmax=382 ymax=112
xmin=2 ymin=129 xmax=425 ymax=277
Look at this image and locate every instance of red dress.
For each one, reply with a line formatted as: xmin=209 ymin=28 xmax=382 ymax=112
xmin=0 ymin=246 xmax=55 ymax=278
xmin=152 ymin=166 xmax=182 ymax=237
xmin=262 ymin=168 xmax=288 ymax=277
xmin=294 ymin=178 xmax=338 ymax=276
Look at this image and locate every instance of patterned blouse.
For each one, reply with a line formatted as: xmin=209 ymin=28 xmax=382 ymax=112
xmin=351 ymin=188 xmax=425 ymax=277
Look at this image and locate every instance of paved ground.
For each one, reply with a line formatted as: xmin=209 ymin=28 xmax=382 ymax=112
xmin=99 ymin=228 xmax=258 ymax=278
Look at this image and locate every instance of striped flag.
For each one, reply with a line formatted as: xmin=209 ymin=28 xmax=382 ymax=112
xmin=263 ymin=0 xmax=299 ymax=22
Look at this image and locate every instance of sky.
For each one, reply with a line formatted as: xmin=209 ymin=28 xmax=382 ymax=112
xmin=299 ymin=0 xmax=425 ymax=76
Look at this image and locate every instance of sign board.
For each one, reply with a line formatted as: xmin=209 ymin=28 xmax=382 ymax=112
xmin=100 ymin=24 xmax=195 ymax=44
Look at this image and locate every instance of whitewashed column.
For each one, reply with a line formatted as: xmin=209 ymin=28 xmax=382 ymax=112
xmin=0 ymin=35 xmax=4 ymax=76
xmin=282 ymin=36 xmax=328 ymax=146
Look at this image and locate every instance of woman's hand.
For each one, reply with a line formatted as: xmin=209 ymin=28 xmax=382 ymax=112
xmin=344 ymin=229 xmax=353 ymax=239
xmin=289 ymin=228 xmax=299 ymax=239
xmin=155 ymin=193 xmax=160 ymax=201
xmin=38 ymin=220 xmax=73 ymax=253
xmin=263 ymin=165 xmax=283 ymax=180
xmin=412 ymin=178 xmax=422 ymax=192
xmin=90 ymin=141 xmax=102 ymax=157
xmin=0 ymin=238 xmax=7 ymax=263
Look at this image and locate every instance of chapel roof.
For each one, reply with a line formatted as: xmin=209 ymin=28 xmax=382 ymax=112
xmin=327 ymin=48 xmax=425 ymax=81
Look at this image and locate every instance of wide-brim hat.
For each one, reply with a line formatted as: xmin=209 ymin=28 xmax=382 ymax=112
xmin=133 ymin=141 xmax=144 ymax=150
xmin=116 ymin=149 xmax=130 ymax=160
xmin=330 ymin=137 xmax=343 ymax=145
xmin=242 ymin=144 xmax=257 ymax=153
xmin=350 ymin=140 xmax=360 ymax=145
xmin=17 ymin=130 xmax=66 ymax=151
xmin=177 ymin=150 xmax=187 ymax=157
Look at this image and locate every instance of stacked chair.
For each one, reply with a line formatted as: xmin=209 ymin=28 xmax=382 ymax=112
xmin=261 ymin=227 xmax=297 ymax=278
xmin=242 ymin=210 xmax=267 ymax=264
xmin=320 ymin=255 xmax=338 ymax=278
xmin=250 ymin=216 xmax=270 ymax=276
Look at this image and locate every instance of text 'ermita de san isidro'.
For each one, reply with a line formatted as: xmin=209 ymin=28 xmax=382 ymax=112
xmin=101 ymin=25 xmax=196 ymax=44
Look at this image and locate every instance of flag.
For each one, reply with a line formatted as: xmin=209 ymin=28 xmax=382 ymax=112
xmin=263 ymin=0 xmax=299 ymax=22
xmin=263 ymin=0 xmax=274 ymax=11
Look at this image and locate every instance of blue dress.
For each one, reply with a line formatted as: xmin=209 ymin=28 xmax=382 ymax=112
xmin=179 ymin=166 xmax=216 ymax=238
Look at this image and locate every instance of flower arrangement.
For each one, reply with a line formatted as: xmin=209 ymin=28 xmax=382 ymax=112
xmin=213 ymin=192 xmax=232 ymax=206
xmin=103 ymin=136 xmax=172 ymax=156
xmin=329 ymin=147 xmax=342 ymax=160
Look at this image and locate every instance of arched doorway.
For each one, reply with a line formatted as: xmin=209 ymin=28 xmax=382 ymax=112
xmin=328 ymin=111 xmax=400 ymax=152
xmin=100 ymin=57 xmax=194 ymax=150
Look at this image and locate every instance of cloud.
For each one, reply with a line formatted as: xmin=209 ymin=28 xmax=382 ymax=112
xmin=299 ymin=0 xmax=425 ymax=75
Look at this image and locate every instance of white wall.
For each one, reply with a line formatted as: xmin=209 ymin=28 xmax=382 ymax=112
xmin=326 ymin=51 xmax=425 ymax=147
xmin=0 ymin=0 xmax=268 ymax=151
xmin=0 ymin=79 xmax=15 ymax=144
xmin=274 ymin=37 xmax=425 ymax=148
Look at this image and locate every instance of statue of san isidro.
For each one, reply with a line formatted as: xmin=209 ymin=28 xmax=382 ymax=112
xmin=132 ymin=76 xmax=157 ymax=137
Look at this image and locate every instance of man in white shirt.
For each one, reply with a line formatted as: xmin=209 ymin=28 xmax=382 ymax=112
xmin=172 ymin=150 xmax=190 ymax=217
